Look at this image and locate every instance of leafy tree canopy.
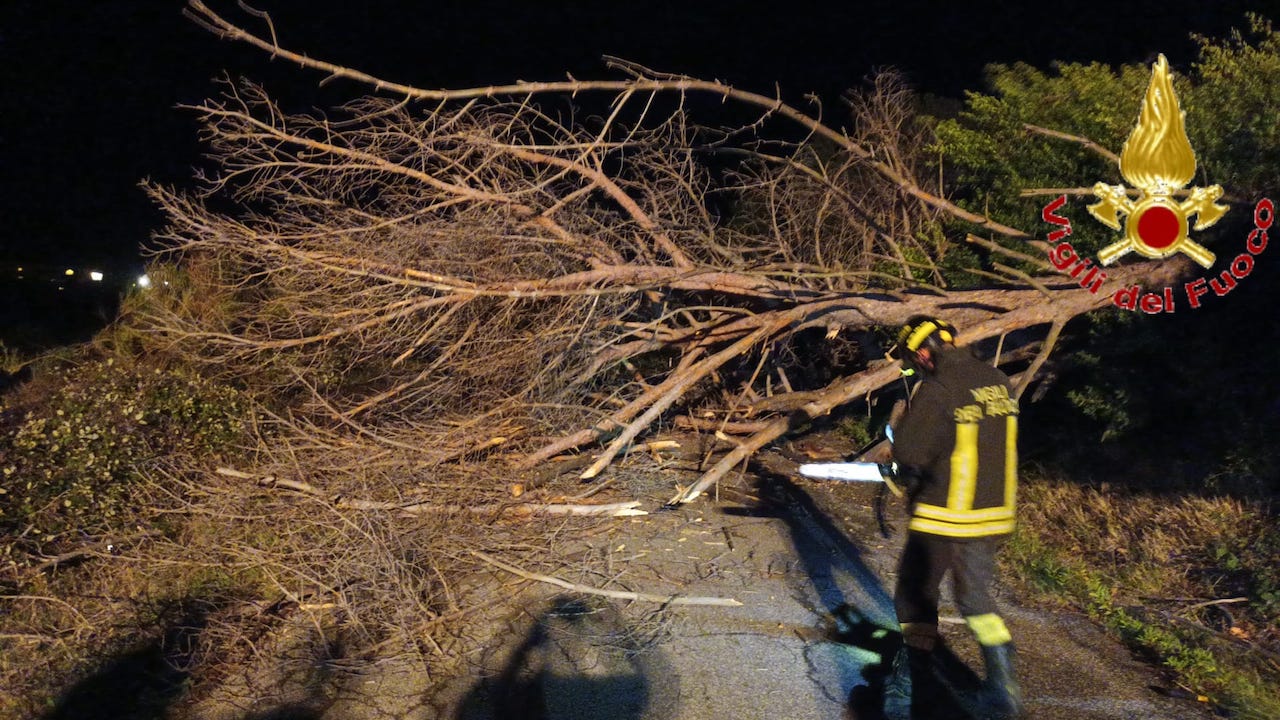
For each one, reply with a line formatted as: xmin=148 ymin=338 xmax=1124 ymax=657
xmin=924 ymin=14 xmax=1280 ymax=493
xmin=929 ymin=13 xmax=1280 ymax=260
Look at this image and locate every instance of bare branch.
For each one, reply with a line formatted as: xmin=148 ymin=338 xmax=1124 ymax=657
xmin=471 ymin=551 xmax=743 ymax=606
xmin=1013 ymin=319 xmax=1066 ymax=400
xmin=215 ymin=467 xmax=648 ymax=517
xmin=185 ymin=0 xmax=1029 ymax=239
xmin=1022 ymin=123 xmax=1120 ymax=165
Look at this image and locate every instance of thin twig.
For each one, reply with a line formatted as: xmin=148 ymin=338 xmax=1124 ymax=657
xmin=993 ymin=263 xmax=1054 ymax=299
xmin=471 ymin=550 xmax=743 ymax=606
xmin=216 ymin=467 xmax=648 ymax=517
xmin=1183 ymin=597 xmax=1249 ymax=613
xmin=965 ymin=234 xmax=1051 ymax=268
xmin=1014 ymin=320 xmax=1065 ymax=400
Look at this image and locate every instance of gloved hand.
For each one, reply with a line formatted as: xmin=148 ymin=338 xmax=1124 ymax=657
xmin=891 ymin=464 xmax=924 ymax=499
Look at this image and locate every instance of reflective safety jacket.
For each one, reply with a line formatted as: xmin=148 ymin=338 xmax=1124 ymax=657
xmin=893 ymin=347 xmax=1018 ymax=539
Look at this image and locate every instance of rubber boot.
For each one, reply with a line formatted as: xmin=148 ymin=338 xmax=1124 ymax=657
xmin=978 ymin=642 xmax=1024 ymax=719
xmin=882 ymin=646 xmax=931 ymax=720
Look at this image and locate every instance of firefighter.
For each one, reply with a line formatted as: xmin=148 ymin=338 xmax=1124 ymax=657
xmin=882 ymin=316 xmax=1023 ymax=720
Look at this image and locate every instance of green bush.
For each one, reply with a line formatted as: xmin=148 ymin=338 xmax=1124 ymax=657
xmin=0 ymin=357 xmax=248 ymax=546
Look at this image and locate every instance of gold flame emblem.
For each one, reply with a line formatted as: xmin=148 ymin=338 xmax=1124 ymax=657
xmin=1088 ymin=55 xmax=1228 ymax=268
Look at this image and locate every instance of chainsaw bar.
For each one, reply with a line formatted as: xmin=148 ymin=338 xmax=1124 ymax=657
xmin=796 ymin=462 xmax=893 ymax=483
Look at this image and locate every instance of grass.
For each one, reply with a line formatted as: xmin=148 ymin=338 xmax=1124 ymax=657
xmin=1002 ymin=471 xmax=1280 ymax=719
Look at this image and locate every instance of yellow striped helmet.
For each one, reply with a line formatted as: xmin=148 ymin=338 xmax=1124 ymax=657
xmin=897 ymin=316 xmax=956 ymax=353
xmin=895 ymin=316 xmax=956 ymax=372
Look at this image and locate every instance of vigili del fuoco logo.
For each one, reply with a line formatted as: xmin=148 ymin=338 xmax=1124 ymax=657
xmin=1042 ymin=54 xmax=1271 ymax=313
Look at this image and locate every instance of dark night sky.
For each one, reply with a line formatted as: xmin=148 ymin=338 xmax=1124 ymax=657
xmin=0 ymin=1 xmax=1271 ymax=271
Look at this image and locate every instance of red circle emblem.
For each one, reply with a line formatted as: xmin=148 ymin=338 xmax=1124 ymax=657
xmin=1136 ymin=205 xmax=1180 ymax=250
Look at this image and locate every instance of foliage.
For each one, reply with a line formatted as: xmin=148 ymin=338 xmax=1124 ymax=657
xmin=930 ymin=17 xmax=1280 ymax=228
xmin=835 ymin=414 xmax=875 ymax=450
xmin=928 ymin=13 xmax=1280 ymax=256
xmin=1186 ymin=15 xmax=1280 ymax=194
xmin=1023 ymin=259 xmax=1280 ymax=496
xmin=928 ymin=61 xmax=1150 ymax=257
xmin=928 ymin=16 xmax=1280 ymax=492
xmin=0 ymin=356 xmax=248 ymax=545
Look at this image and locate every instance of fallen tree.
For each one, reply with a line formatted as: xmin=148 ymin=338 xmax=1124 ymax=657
xmin=142 ymin=1 xmax=1179 ymax=506
xmin=10 ymin=6 xmax=1250 ymax=711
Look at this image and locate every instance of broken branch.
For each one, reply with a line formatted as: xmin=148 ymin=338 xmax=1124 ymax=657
xmin=471 ymin=550 xmax=743 ymax=606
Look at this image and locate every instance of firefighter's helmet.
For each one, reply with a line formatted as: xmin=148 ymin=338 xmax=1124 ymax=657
xmin=894 ymin=316 xmax=956 ymax=372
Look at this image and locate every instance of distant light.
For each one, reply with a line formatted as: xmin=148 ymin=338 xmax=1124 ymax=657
xmin=137 ymin=274 xmax=152 ymax=288
xmin=64 ymin=268 xmax=75 ymax=276
xmin=89 ymin=271 xmax=104 ymax=282
xmin=16 ymin=267 xmax=22 ymax=272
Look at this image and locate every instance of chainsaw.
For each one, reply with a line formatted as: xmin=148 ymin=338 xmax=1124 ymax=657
xmin=797 ymin=423 xmax=900 ymax=487
xmin=795 ymin=424 xmax=908 ymax=537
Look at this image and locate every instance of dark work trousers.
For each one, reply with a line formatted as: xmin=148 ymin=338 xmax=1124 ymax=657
xmin=894 ymin=531 xmax=1002 ymax=626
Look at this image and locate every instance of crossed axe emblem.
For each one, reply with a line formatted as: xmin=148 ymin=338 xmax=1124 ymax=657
xmin=1087 ymin=55 xmax=1228 ymax=269
xmin=1088 ymin=183 xmax=1228 ymax=268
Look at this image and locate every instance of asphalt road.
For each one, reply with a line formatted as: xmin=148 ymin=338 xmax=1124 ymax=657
xmin=450 ymin=444 xmax=1218 ymax=720
xmin=184 ymin=439 xmax=1220 ymax=719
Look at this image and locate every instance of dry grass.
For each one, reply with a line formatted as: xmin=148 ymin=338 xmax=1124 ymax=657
xmin=0 ymin=345 xmax=630 ymax=717
xmin=1004 ymin=470 xmax=1280 ymax=718
xmin=0 ymin=441 xmax=653 ymax=718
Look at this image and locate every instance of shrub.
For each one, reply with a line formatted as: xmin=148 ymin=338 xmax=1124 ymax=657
xmin=0 ymin=356 xmax=248 ymax=551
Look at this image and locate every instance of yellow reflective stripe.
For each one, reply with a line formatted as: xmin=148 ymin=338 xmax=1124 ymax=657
xmin=905 ymin=321 xmax=939 ymax=351
xmin=1005 ymin=415 xmax=1018 ymax=509
xmin=965 ymin=613 xmax=1013 ymax=646
xmin=949 ymin=423 xmax=978 ymax=511
xmin=913 ymin=503 xmax=1015 ymax=523
xmin=908 ymin=516 xmax=1016 ymax=537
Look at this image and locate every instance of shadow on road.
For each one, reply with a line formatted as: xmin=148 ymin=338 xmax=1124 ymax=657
xmin=40 ymin=599 xmax=214 ymax=720
xmin=39 ymin=596 xmax=342 ymax=720
xmin=454 ymin=595 xmax=676 ymax=720
xmin=748 ymin=468 xmax=983 ymax=719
